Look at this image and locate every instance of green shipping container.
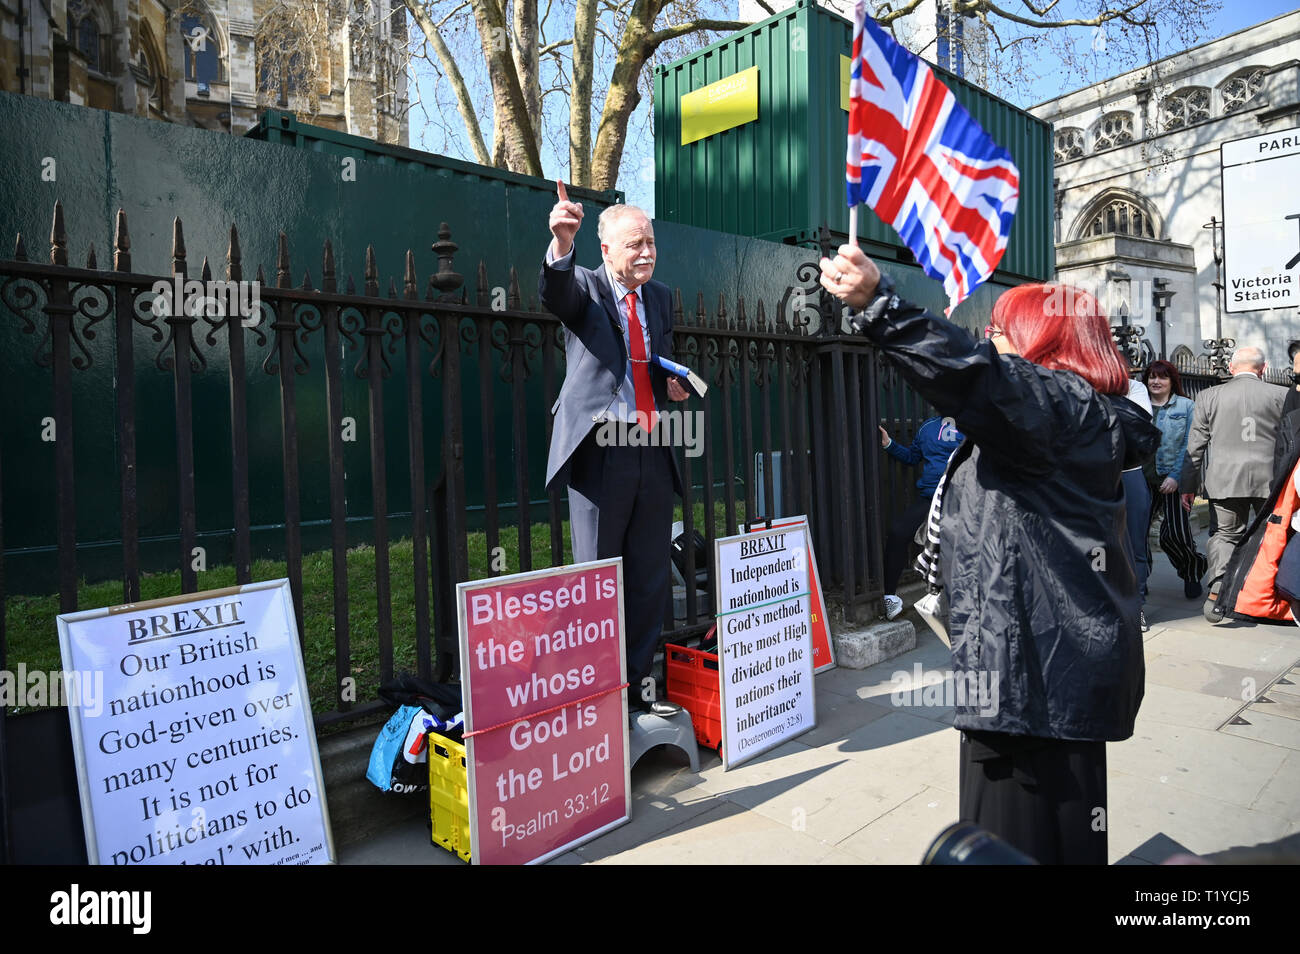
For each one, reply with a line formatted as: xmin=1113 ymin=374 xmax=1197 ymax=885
xmin=653 ymin=0 xmax=1053 ymax=283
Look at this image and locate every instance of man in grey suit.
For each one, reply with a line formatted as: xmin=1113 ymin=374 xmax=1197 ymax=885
xmin=1182 ymin=345 xmax=1286 ymax=621
xmin=539 ymin=183 xmax=689 ymax=715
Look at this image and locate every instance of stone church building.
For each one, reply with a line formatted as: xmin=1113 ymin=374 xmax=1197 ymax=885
xmin=0 ymin=0 xmax=408 ymax=143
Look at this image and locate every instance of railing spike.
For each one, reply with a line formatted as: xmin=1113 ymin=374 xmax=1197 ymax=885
xmin=696 ymin=291 xmax=706 ymax=327
xmin=476 ymin=260 xmax=489 ymax=307
xmin=404 ymin=249 xmax=418 ymax=299
xmin=200 ymin=255 xmax=212 ymax=282
xmin=321 ymin=239 xmax=336 ymax=293
xmin=507 ymin=267 xmax=521 ymax=309
xmin=276 ymin=231 xmax=291 ymax=289
xmin=227 ymin=224 xmax=242 ymax=282
xmin=14 ymin=232 xmax=28 ymax=261
xmin=365 ymin=245 xmax=378 ymax=297
xmin=85 ymin=242 xmax=98 ymax=270
xmin=301 ymin=269 xmax=313 ymax=291
xmin=170 ymin=216 xmax=186 ymax=276
xmin=113 ymin=209 xmax=130 ymax=271
xmin=51 ymin=199 xmax=67 ymax=266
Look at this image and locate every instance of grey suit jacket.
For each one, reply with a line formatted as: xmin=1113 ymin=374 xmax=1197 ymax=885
xmin=1181 ymin=373 xmax=1286 ymax=499
xmin=538 ymin=257 xmax=683 ymax=494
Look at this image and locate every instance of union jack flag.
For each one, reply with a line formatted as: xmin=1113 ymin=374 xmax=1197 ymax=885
xmin=846 ymin=1 xmax=1019 ymax=312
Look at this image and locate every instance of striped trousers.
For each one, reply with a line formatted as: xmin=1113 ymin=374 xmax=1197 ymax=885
xmin=1146 ymin=485 xmax=1208 ymax=584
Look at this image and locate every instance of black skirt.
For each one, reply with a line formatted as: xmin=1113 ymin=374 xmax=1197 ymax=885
xmin=959 ymin=730 xmax=1108 ymax=865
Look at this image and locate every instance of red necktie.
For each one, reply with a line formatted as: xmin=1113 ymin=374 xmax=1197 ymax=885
xmin=624 ymin=291 xmax=657 ymax=432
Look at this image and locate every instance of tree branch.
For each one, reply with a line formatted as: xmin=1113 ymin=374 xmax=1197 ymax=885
xmin=645 ymin=18 xmax=753 ymax=46
xmin=978 ymin=0 xmax=1154 ymax=30
xmin=402 ymin=0 xmax=491 ymax=166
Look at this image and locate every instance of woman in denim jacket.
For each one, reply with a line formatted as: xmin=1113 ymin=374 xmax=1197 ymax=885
xmin=1142 ymin=360 xmax=1207 ymax=598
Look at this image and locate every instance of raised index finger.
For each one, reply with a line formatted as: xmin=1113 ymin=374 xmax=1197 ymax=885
xmin=557 ymin=180 xmax=569 ymax=203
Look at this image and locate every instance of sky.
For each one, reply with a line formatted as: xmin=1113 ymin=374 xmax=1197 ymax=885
xmin=406 ymin=1 xmax=1300 ymax=213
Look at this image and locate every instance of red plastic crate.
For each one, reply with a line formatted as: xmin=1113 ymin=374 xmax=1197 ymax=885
xmin=665 ymin=639 xmax=722 ymax=750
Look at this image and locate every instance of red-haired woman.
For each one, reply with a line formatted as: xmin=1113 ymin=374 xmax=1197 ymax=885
xmin=821 ymin=245 xmax=1157 ymax=865
xmin=1141 ymin=360 xmax=1208 ymax=598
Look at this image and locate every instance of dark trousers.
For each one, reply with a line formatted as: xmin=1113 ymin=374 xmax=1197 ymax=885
xmin=1207 ymin=497 xmax=1266 ymax=583
xmin=1121 ymin=469 xmax=1151 ymax=600
xmin=959 ymin=731 xmax=1108 ymax=865
xmin=1146 ymin=482 xmax=1207 ymax=585
xmin=883 ymin=495 xmax=934 ymax=594
xmin=566 ymin=432 xmax=674 ymax=691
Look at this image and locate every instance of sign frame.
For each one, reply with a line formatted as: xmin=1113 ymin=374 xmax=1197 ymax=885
xmin=458 ymin=558 xmax=632 ymax=865
xmin=714 ymin=524 xmax=817 ymax=770
xmin=743 ymin=514 xmax=835 ymax=674
xmin=1220 ymin=125 xmax=1300 ymax=315
xmin=57 ymin=579 xmax=337 ymax=866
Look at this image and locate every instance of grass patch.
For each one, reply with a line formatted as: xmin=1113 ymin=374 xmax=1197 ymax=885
xmin=5 ymin=500 xmax=741 ymax=719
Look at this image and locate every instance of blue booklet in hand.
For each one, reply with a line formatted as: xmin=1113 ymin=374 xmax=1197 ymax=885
xmin=654 ymin=355 xmax=709 ymax=397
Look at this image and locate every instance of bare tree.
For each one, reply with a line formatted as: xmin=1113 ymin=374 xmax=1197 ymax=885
xmin=404 ymin=0 xmax=1222 ymax=190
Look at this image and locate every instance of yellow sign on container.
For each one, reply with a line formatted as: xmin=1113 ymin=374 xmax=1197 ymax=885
xmin=680 ymin=66 xmax=760 ymax=145
xmin=840 ymin=55 xmax=850 ymax=111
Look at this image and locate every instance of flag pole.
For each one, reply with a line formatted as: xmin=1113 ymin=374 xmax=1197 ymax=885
xmin=848 ymin=206 xmax=858 ymax=249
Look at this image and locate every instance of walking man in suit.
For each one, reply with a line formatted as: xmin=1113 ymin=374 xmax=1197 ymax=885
xmin=540 ymin=183 xmax=690 ymax=715
xmin=1182 ymin=345 xmax=1286 ymax=621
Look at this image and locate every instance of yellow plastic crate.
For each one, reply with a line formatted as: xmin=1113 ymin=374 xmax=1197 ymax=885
xmin=427 ymin=731 xmax=471 ymax=862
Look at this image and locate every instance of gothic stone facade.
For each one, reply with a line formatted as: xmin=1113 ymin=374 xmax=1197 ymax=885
xmin=1031 ymin=10 xmax=1300 ymax=364
xmin=0 ymin=0 xmax=408 ymax=143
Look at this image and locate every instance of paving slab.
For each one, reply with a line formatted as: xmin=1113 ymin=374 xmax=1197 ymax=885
xmin=1249 ymin=750 xmax=1300 ymax=819
xmin=1144 ymin=627 xmax=1300 ymax=671
xmin=1134 ymin=682 xmax=1243 ymax=731
xmin=1143 ymin=653 xmax=1274 ymax=701
xmin=1106 ymin=771 xmax=1291 ymax=862
xmin=588 ymin=800 xmax=838 ymax=865
xmin=836 ymin=786 xmax=959 ymax=864
xmin=1109 ymin=723 xmax=1291 ymax=808
xmin=1257 ymin=690 xmax=1300 ymax=722
xmin=1220 ymin=708 xmax=1300 ymax=751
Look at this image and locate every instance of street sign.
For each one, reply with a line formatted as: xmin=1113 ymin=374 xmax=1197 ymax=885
xmin=58 ymin=580 xmax=335 ymax=866
xmin=458 ymin=560 xmax=630 ymax=864
xmin=1221 ymin=126 xmax=1300 ymax=313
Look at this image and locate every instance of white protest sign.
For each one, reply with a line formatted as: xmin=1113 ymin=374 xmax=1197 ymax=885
xmin=714 ymin=525 xmax=816 ymax=768
xmin=58 ymin=580 xmax=335 ymax=865
xmin=1221 ymin=126 xmax=1300 ymax=313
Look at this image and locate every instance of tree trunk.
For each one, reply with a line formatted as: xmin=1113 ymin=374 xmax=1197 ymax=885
xmin=469 ymin=0 xmax=543 ymax=176
xmin=512 ymin=0 xmax=542 ymax=153
xmin=589 ymin=0 xmax=662 ymax=191
xmin=569 ymin=0 xmax=598 ymax=186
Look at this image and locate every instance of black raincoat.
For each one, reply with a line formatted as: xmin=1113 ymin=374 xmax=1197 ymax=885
xmin=858 ymin=297 xmax=1158 ymax=741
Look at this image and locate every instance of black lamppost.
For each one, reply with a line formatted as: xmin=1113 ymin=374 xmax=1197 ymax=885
xmin=1152 ymin=277 xmax=1174 ymax=361
xmin=1202 ymin=217 xmax=1235 ymax=377
xmin=1108 ymin=267 xmax=1144 ymax=368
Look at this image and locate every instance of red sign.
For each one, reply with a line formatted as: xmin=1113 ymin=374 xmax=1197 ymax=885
xmin=743 ymin=517 xmax=835 ymax=672
xmin=458 ymin=560 xmax=630 ymax=864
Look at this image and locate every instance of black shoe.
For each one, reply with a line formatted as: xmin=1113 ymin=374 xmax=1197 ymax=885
xmin=1140 ymin=610 xmax=1150 ymax=633
xmin=1203 ymin=578 xmax=1225 ymax=624
xmin=1184 ymin=579 xmax=1203 ymax=600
